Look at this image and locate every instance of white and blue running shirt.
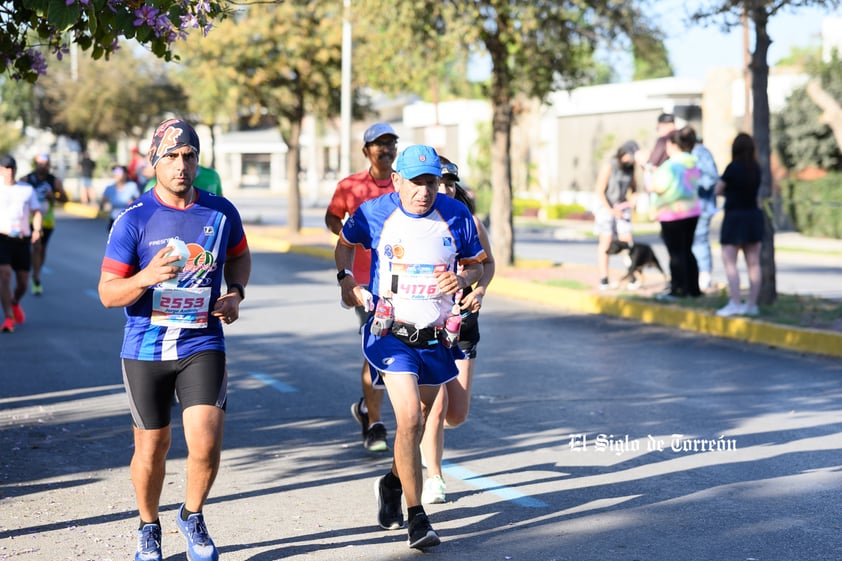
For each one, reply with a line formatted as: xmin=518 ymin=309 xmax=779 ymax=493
xmin=101 ymin=188 xmax=248 ymax=361
xmin=340 ymin=192 xmax=486 ymax=329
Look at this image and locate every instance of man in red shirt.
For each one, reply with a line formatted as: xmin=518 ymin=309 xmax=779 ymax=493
xmin=325 ymin=122 xmax=398 ymax=452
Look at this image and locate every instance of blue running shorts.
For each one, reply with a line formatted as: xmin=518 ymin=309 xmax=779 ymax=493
xmin=362 ymin=324 xmax=462 ymax=389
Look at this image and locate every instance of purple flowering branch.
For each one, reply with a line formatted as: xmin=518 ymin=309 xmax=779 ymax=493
xmin=3 ymin=0 xmax=226 ymax=82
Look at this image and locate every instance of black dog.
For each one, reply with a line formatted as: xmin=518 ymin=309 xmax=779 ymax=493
xmin=606 ymin=239 xmax=666 ymax=287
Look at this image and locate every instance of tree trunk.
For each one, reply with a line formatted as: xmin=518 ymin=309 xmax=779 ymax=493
xmin=487 ymin=27 xmax=515 ymax=266
xmin=750 ymin=6 xmax=777 ymax=305
xmin=285 ymin=117 xmax=303 ymax=233
xmin=490 ymin=99 xmax=514 ymax=266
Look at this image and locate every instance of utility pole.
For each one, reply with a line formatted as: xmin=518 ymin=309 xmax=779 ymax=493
xmin=340 ymin=0 xmax=352 ymax=179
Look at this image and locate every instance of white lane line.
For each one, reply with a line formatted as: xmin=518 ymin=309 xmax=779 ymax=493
xmin=249 ymin=371 xmax=298 ymax=393
xmin=442 ymin=460 xmax=549 ymax=508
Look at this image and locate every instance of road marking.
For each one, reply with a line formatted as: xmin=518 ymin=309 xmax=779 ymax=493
xmin=249 ymin=372 xmax=298 ymax=393
xmin=442 ymin=460 xmax=549 ymax=508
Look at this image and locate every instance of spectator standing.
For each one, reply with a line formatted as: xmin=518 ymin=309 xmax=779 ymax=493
xmin=642 ymin=112 xmax=677 ymax=169
xmin=325 ymin=122 xmax=399 ymax=453
xmin=420 ymin=157 xmax=495 ymax=504
xmin=335 ymin=145 xmax=485 ymax=549
xmin=128 ymin=146 xmax=150 ymax=193
xmin=98 ymin=119 xmax=251 ymax=561
xmin=79 ymin=151 xmax=97 ymax=205
xmin=593 ymin=140 xmax=639 ymax=290
xmin=0 ymin=155 xmax=42 ymax=332
xmin=23 ymin=153 xmax=68 ymax=296
xmin=715 ymin=133 xmax=764 ymax=317
xmin=691 ymin=138 xmax=720 ymax=290
xmin=648 ymin=127 xmax=702 ymax=299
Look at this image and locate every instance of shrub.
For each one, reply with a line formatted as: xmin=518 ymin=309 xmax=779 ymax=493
xmin=544 ymin=203 xmax=590 ymax=220
xmin=785 ymin=172 xmax=842 ymax=238
xmin=513 ymin=198 xmax=542 ymax=216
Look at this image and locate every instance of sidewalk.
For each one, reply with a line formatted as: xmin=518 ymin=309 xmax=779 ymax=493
xmin=64 ymin=202 xmax=842 ymax=358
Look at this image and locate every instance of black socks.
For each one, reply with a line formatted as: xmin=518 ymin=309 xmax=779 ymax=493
xmin=383 ymin=470 xmax=402 ymax=490
xmin=407 ymin=505 xmax=425 ymax=523
xmin=180 ymin=506 xmax=199 ymax=521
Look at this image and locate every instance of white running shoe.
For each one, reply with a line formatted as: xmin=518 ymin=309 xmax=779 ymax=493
xmin=743 ymin=304 xmax=759 ymax=316
xmin=716 ymin=301 xmax=745 ymax=317
xmin=421 ymin=475 xmax=446 ymax=504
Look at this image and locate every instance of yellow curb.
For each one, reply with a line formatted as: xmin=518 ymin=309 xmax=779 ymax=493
xmin=62 ymin=201 xmax=99 ymax=219
xmin=61 ymin=200 xmax=842 ymax=359
xmin=492 ymin=275 xmax=842 ymax=358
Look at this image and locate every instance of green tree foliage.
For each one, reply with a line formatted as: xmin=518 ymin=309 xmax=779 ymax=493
xmin=177 ymin=1 xmax=344 ymax=232
xmin=446 ymin=0 xmax=661 ymax=265
xmin=35 ymin=46 xmax=186 ymax=148
xmin=0 ymin=77 xmax=37 ymax=148
xmin=0 ymin=0 xmax=226 ymax=82
xmin=773 ymin=59 xmax=842 ymax=172
xmin=353 ymin=2 xmax=476 ymax=102
xmin=631 ymin=34 xmax=674 ymax=80
xmin=172 ymin=26 xmax=247 ymax=167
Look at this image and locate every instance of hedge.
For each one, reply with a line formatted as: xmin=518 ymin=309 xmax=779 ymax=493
xmin=785 ymin=172 xmax=842 ymax=239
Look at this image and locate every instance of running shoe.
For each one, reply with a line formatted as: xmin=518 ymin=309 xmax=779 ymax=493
xmin=31 ymin=280 xmax=42 ymax=296
xmin=743 ymin=304 xmax=760 ymax=316
xmin=350 ymin=397 xmax=369 ymax=440
xmin=716 ymin=301 xmax=745 ymax=317
xmin=364 ymin=422 xmax=389 ymax=452
xmin=12 ymin=304 xmax=24 ymax=324
xmin=135 ymin=523 xmax=163 ymax=561
xmin=175 ymin=505 xmax=219 ymax=561
xmin=407 ymin=513 xmax=440 ymax=549
xmin=421 ymin=475 xmax=446 ymax=504
xmin=375 ymin=475 xmax=404 ymax=530
xmin=1 ymin=317 xmax=14 ymax=333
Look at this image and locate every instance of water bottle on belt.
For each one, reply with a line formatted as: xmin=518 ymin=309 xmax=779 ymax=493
xmin=442 ymin=304 xmax=461 ymax=348
xmin=370 ymin=297 xmax=394 ymax=336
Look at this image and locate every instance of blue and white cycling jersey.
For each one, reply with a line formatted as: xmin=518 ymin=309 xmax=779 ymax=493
xmin=340 ymin=191 xmax=485 ymax=329
xmin=101 ymin=188 xmax=248 ymax=361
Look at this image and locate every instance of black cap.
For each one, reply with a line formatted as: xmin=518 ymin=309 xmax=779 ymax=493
xmin=658 ymin=113 xmax=675 ymax=124
xmin=0 ymin=154 xmax=16 ymax=169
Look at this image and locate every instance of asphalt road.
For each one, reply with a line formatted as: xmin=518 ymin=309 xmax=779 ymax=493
xmin=2 ymin=212 xmax=842 ymax=561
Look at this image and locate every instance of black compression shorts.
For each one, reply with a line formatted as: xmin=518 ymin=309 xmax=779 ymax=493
xmin=122 ymin=350 xmax=228 ymax=430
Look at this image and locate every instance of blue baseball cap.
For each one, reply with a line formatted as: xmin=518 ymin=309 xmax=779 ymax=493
xmin=363 ymin=122 xmax=398 ymax=144
xmin=395 ymin=145 xmax=442 ymax=180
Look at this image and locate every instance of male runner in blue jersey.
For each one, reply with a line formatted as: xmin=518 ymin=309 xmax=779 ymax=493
xmin=99 ymin=118 xmax=251 ymax=561
xmin=335 ymin=144 xmax=485 ymax=549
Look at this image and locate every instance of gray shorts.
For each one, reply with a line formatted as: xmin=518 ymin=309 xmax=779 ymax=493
xmin=593 ymin=207 xmax=633 ymax=237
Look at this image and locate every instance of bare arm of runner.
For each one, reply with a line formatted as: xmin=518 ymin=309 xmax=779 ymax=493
xmin=98 ymin=246 xmax=184 ymax=308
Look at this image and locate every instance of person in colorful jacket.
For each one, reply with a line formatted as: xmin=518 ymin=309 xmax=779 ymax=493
xmin=648 ymin=126 xmax=702 ymax=299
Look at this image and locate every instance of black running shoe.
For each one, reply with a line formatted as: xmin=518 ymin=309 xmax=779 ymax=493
xmin=375 ymin=475 xmax=404 ymax=530
xmin=407 ymin=513 xmax=440 ymax=549
xmin=350 ymin=397 xmax=368 ymax=440
xmin=364 ymin=422 xmax=389 ymax=452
